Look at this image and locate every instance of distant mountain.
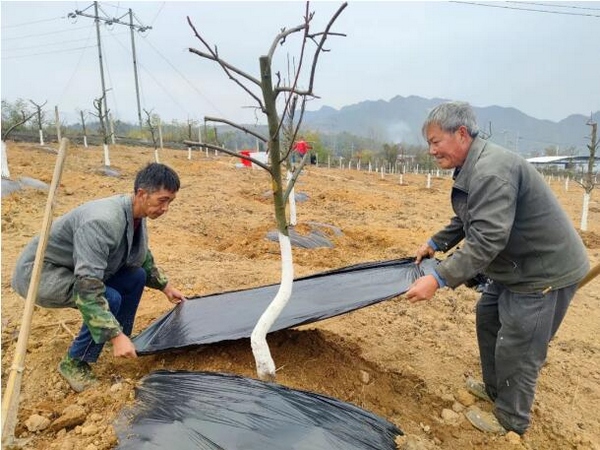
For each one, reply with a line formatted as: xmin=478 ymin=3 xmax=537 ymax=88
xmin=302 ymin=95 xmax=599 ymax=156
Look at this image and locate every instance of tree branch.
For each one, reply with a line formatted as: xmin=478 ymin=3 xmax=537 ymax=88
xmin=283 ymin=150 xmax=311 ymax=203
xmin=2 ymin=112 xmax=36 ymax=141
xmin=204 ymin=116 xmax=268 ymax=143
xmin=183 ymin=140 xmax=272 ymax=173
xmin=307 ymin=2 xmax=348 ymax=93
xmin=187 ymin=17 xmax=265 ymax=110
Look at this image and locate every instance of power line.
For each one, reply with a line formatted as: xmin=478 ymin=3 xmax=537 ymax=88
xmin=451 ymin=1 xmax=600 ymax=17
xmin=2 ymin=25 xmax=92 ymax=41
xmin=507 ymin=1 xmax=600 ymax=11
xmin=139 ymin=34 xmax=225 ymax=117
xmin=1 ymin=16 xmax=66 ymax=28
xmin=0 ymin=45 xmax=97 ymax=60
xmin=2 ymin=32 xmax=127 ymax=52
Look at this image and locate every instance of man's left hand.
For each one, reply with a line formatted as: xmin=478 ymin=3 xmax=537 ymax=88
xmin=405 ymin=275 xmax=439 ymax=303
xmin=163 ymin=283 xmax=187 ymax=304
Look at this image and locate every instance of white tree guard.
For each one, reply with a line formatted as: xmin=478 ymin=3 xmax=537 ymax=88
xmin=103 ymin=144 xmax=111 ymax=167
xmin=287 ymin=171 xmax=297 ymax=226
xmin=1 ymin=141 xmax=10 ymax=179
xmin=580 ymin=191 xmax=590 ymax=231
xmin=251 ymin=232 xmax=294 ymax=380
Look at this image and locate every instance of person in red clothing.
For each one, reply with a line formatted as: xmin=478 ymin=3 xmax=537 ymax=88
xmin=292 ymin=139 xmax=312 ymax=165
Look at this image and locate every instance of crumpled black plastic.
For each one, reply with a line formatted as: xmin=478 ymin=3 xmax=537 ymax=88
xmin=133 ymin=258 xmax=437 ymax=355
xmin=115 ymin=370 xmax=402 ymax=449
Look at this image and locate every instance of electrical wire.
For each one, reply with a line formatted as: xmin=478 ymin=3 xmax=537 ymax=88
xmin=1 ymin=25 xmax=93 ymax=41
xmin=450 ymin=1 xmax=600 ymax=17
xmin=507 ymin=1 xmax=600 ymax=11
xmin=58 ymin=25 xmax=96 ymax=105
xmin=1 ymin=16 xmax=66 ymax=28
xmin=0 ymin=45 xmax=97 ymax=60
xmin=139 ymin=35 xmax=225 ymax=116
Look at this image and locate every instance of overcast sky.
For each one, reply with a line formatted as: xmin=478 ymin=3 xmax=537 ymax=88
xmin=2 ymin=1 xmax=599 ymax=127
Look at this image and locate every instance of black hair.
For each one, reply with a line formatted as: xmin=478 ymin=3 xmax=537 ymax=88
xmin=134 ymin=163 xmax=180 ymax=193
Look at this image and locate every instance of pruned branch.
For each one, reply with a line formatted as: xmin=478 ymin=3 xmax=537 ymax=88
xmin=1 ymin=111 xmax=36 ymax=141
xmin=283 ymin=150 xmax=311 ymax=203
xmin=187 ymin=17 xmax=264 ymax=110
xmin=183 ymin=140 xmax=272 ymax=173
xmin=307 ymin=2 xmax=348 ymax=94
xmin=204 ymin=116 xmax=268 ymax=143
xmin=267 ymin=24 xmax=306 ymax=61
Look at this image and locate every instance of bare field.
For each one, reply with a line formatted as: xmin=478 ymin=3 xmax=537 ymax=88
xmin=2 ymin=141 xmax=599 ymax=450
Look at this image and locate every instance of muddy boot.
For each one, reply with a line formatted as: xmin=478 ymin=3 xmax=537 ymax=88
xmin=465 ymin=406 xmax=507 ymax=435
xmin=58 ymin=354 xmax=98 ymax=393
xmin=465 ymin=377 xmax=493 ymax=403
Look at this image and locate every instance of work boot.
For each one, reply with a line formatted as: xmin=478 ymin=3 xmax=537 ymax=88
xmin=58 ymin=354 xmax=98 ymax=393
xmin=465 ymin=406 xmax=507 ymax=435
xmin=465 ymin=377 xmax=493 ymax=403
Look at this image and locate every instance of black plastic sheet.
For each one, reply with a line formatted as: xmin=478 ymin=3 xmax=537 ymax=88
xmin=115 ymin=370 xmax=402 ymax=449
xmin=133 ymin=258 xmax=437 ymax=355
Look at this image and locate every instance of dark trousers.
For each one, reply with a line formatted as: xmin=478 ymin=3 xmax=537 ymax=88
xmin=68 ymin=267 xmax=146 ymax=363
xmin=476 ymin=281 xmax=577 ymax=434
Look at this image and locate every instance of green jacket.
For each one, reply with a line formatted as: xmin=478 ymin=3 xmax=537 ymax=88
xmin=432 ymin=137 xmax=589 ymax=293
xmin=11 ymin=194 xmax=168 ymax=343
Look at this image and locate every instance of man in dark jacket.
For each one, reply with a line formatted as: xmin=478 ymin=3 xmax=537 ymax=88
xmin=405 ymin=101 xmax=589 ymax=435
xmin=12 ymin=163 xmax=187 ymax=392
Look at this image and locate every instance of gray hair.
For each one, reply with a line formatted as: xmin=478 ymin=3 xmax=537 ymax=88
xmin=421 ymin=101 xmax=479 ymax=139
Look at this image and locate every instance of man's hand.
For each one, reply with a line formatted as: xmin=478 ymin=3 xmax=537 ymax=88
xmin=111 ymin=333 xmax=137 ymax=358
xmin=163 ymin=283 xmax=187 ymax=305
xmin=415 ymin=242 xmax=436 ymax=264
xmin=405 ymin=275 xmax=439 ymax=303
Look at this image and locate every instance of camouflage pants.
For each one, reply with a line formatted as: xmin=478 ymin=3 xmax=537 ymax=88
xmin=68 ymin=267 xmax=146 ymax=363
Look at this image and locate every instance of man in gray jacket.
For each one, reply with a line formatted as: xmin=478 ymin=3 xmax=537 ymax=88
xmin=12 ymin=162 xmax=187 ymax=392
xmin=405 ymin=102 xmax=589 ymax=435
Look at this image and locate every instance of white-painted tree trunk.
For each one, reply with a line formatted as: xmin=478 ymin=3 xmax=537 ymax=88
xmin=187 ymin=147 xmax=192 ymax=160
xmin=103 ymin=144 xmax=111 ymax=167
xmin=580 ymin=191 xmax=590 ymax=231
xmin=1 ymin=141 xmax=10 ymax=179
xmin=251 ymin=232 xmax=294 ymax=380
xmin=38 ymin=130 xmax=44 ymax=146
xmin=154 ymin=149 xmax=160 ymax=163
xmin=83 ymin=135 xmax=88 ymax=148
xmin=287 ymin=171 xmax=297 ymax=226
xmin=426 ymin=173 xmax=431 ymax=189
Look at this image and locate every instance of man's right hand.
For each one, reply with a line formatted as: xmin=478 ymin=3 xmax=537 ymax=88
xmin=111 ymin=333 xmax=137 ymax=358
xmin=415 ymin=242 xmax=436 ymax=264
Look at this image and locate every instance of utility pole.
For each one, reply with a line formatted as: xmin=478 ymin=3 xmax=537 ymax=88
xmin=68 ymin=2 xmax=151 ymax=130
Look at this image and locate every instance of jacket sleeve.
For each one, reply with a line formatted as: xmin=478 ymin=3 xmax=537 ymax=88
xmin=431 ymin=215 xmax=465 ymax=252
xmin=74 ymin=276 xmax=122 ymax=343
xmin=436 ymin=174 xmax=518 ymax=288
xmin=142 ymin=250 xmax=169 ymax=290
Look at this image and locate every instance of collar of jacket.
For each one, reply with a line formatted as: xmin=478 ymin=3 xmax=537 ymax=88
xmin=452 ymin=136 xmax=488 ymax=192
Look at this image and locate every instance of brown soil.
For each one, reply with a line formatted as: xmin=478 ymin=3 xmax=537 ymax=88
xmin=2 ymin=142 xmax=599 ymax=450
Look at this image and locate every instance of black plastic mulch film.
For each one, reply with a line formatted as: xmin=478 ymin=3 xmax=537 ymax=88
xmin=119 ymin=258 xmax=438 ymax=449
xmin=115 ymin=370 xmax=402 ymax=449
xmin=133 ymin=257 xmax=437 ymax=354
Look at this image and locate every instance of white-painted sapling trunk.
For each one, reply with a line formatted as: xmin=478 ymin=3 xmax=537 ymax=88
xmin=580 ymin=191 xmax=590 ymax=231
xmin=103 ymin=144 xmax=111 ymax=167
xmin=1 ymin=141 xmax=10 ymax=179
xmin=287 ymin=171 xmax=297 ymax=226
xmin=38 ymin=130 xmax=44 ymax=146
xmin=251 ymin=232 xmax=294 ymax=380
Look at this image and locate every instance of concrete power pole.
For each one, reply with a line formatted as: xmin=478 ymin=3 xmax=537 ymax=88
xmin=68 ymin=2 xmax=151 ymax=131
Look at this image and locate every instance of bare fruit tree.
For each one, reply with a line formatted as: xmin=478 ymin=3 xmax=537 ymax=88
xmin=577 ymin=117 xmax=598 ymax=231
xmin=91 ymin=94 xmax=111 ymax=167
xmin=184 ymin=1 xmax=347 ymax=380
